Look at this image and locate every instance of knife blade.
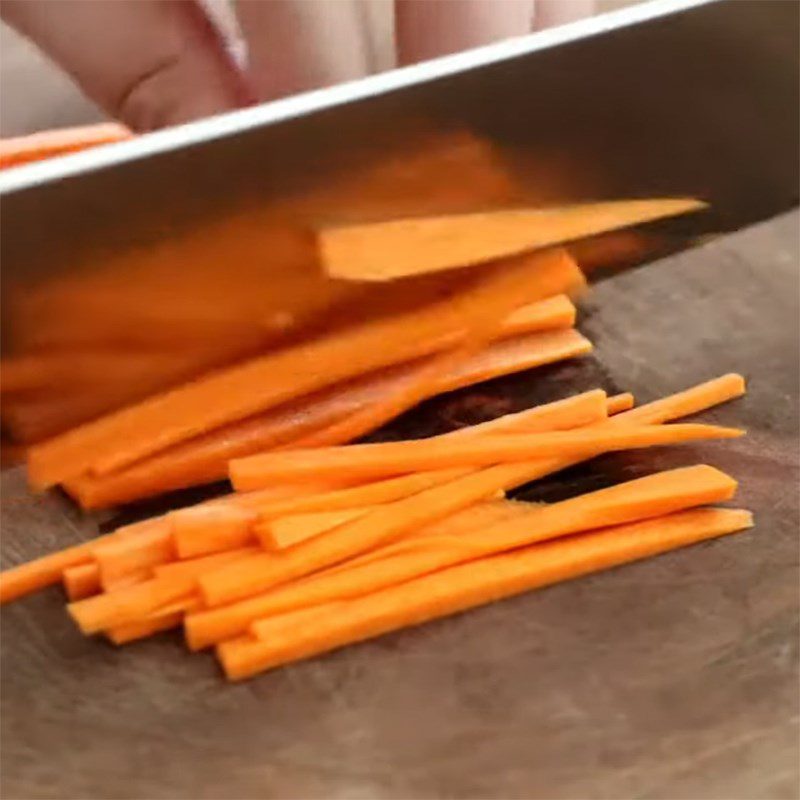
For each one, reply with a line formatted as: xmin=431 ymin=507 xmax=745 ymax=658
xmin=0 ymin=0 xmax=796 ymax=348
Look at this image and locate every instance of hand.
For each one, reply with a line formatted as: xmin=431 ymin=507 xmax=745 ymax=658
xmin=1 ymin=0 xmax=594 ymax=132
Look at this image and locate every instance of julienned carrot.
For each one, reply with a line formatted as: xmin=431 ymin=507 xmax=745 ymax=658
xmin=253 ymin=389 xmax=607 ymax=552
xmin=251 ymin=464 xmax=735 ymax=612
xmin=265 ymin=507 xmax=379 ymax=550
xmin=185 ymin=466 xmax=735 ymax=648
xmin=169 ymin=506 xmax=258 ymax=558
xmin=289 ymin=249 xmax=586 ymax=449
xmin=187 ymin=500 xmax=525 ymax=649
xmin=179 ymin=471 xmax=469 ymax=558
xmin=319 ymin=199 xmax=707 ymax=281
xmin=230 ymin=423 xmax=742 ymax=489
xmin=0 ymin=518 xmax=158 ymax=604
xmin=106 ymin=612 xmax=184 ymax=646
xmin=94 ymin=523 xmax=174 ymax=589
xmin=260 ymin=390 xmax=609 ymax=550
xmin=62 ymin=563 xmax=101 ymax=601
xmin=201 ymin=379 xmax=747 ymax=606
xmin=61 ymin=322 xmax=589 ymax=509
xmin=607 ymin=393 xmax=635 ymax=415
xmin=219 ymin=507 xmax=752 ymax=679
xmin=68 ymin=573 xmax=197 ymax=635
xmin=0 ymin=123 xmax=131 ymax=169
xmin=616 ymin=373 xmax=745 ymax=425
xmin=26 ymin=250 xmax=580 ymax=490
xmin=152 ymin=547 xmax=259 ymax=580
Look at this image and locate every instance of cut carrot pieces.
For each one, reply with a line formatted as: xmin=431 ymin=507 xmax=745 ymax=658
xmin=265 ymin=507 xmax=378 ymax=550
xmin=289 ymin=249 xmax=585 ymax=449
xmin=219 ymin=507 xmax=751 ymax=679
xmin=106 ymin=612 xmax=184 ymax=645
xmin=230 ymin=423 xmax=741 ymax=488
xmin=170 ymin=506 xmax=258 ymax=560
xmin=94 ymin=523 xmax=173 ymax=589
xmin=26 ymin=250 xmax=583 ymax=490
xmin=59 ymin=322 xmax=588 ymax=509
xmin=186 ymin=466 xmax=736 ymax=649
xmin=62 ymin=563 xmax=101 ymax=601
xmin=607 ymin=393 xmax=635 ymax=414
xmin=0 ymin=123 xmax=131 ymax=170
xmin=319 ymin=199 xmax=707 ymax=281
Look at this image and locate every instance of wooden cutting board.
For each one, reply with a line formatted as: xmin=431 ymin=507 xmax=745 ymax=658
xmin=2 ymin=212 xmax=797 ymax=800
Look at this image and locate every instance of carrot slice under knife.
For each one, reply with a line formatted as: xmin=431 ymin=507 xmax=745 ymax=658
xmin=319 ymin=199 xmax=707 ymax=281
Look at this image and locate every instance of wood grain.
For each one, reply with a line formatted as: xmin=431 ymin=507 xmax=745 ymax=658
xmin=1 ymin=212 xmax=798 ymax=800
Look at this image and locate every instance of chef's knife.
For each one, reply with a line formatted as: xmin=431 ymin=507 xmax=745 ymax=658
xmin=0 ymin=0 xmax=797 ymax=335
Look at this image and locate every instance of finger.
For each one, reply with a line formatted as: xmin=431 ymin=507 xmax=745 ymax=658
xmin=396 ymin=0 xmax=534 ymax=66
xmin=1 ymin=0 xmax=252 ymax=131
xmin=235 ymin=0 xmax=372 ymax=101
xmin=533 ymin=0 xmax=595 ymax=30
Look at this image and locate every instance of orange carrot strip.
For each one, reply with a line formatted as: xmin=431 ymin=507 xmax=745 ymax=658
xmin=252 ymin=389 xmax=608 ymax=549
xmin=153 ymin=547 xmax=258 ymax=581
xmin=105 ymin=612 xmax=184 ymax=645
xmin=186 ymin=499 xmax=524 ymax=649
xmin=263 ymin=390 xmax=608 ymax=550
xmin=68 ymin=573 xmax=199 ymax=635
xmin=169 ymin=505 xmax=258 ymax=559
xmin=277 ymin=327 xmax=593 ymax=450
xmin=204 ymin=372 xmax=746 ymax=608
xmin=60 ymin=321 xmax=585 ymax=509
xmin=607 ymin=393 xmax=635 ymax=414
xmin=617 ymin=373 xmax=745 ymax=425
xmin=62 ymin=563 xmax=101 ymax=601
xmin=27 ymin=253 xmax=578 ymax=489
xmin=319 ymin=199 xmax=706 ymax=281
xmin=204 ymin=424 xmax=742 ymax=607
xmin=264 ymin=507 xmax=378 ymax=551
xmin=0 ymin=518 xmax=158 ymax=604
xmin=221 ymin=508 xmax=752 ymax=679
xmin=0 ymin=123 xmax=131 ymax=170
xmin=187 ymin=466 xmax=736 ymax=648
xmin=94 ymin=522 xmax=174 ymax=589
xmin=231 ymin=423 xmax=741 ymax=488
xmin=291 ymin=465 xmax=739 ymax=597
xmin=290 ymin=249 xmax=585 ymax=449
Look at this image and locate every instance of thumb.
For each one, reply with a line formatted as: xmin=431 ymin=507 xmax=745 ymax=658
xmin=1 ymin=0 xmax=252 ymax=132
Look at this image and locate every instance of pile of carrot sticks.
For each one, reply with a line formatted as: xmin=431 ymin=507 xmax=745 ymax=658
xmin=0 ymin=373 xmax=750 ymax=680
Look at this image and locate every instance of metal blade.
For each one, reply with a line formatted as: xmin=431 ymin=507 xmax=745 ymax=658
xmin=0 ymin=0 xmax=796 ymax=389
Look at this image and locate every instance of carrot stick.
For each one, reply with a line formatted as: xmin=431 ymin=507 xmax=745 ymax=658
xmin=26 ymin=251 xmax=580 ymax=490
xmin=230 ymin=423 xmax=742 ymax=488
xmin=94 ymin=522 xmax=174 ymax=589
xmin=265 ymin=507 xmax=378 ymax=550
xmin=221 ymin=508 xmax=752 ymax=679
xmin=152 ymin=547 xmax=259 ymax=581
xmin=262 ymin=389 xmax=609 ymax=550
xmin=319 ymin=199 xmax=707 ymax=281
xmin=278 ymin=327 xmax=593 ymax=450
xmin=290 ymin=249 xmax=586 ymax=449
xmin=607 ymin=393 xmax=635 ymax=414
xmin=0 ymin=518 xmax=158 ymax=604
xmin=60 ymin=322 xmax=588 ymax=509
xmin=169 ymin=505 xmax=258 ymax=558
xmin=616 ymin=373 xmax=745 ymax=425
xmin=0 ymin=123 xmax=131 ymax=170
xmin=62 ymin=563 xmax=101 ymax=601
xmin=187 ymin=465 xmax=736 ymax=647
xmin=186 ymin=499 xmax=525 ymax=649
xmin=252 ymin=389 xmax=607 ymax=549
xmin=204 ymin=373 xmax=746 ymax=608
xmin=68 ymin=574 xmax=198 ymax=635
xmin=105 ymin=612 xmax=184 ymax=645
